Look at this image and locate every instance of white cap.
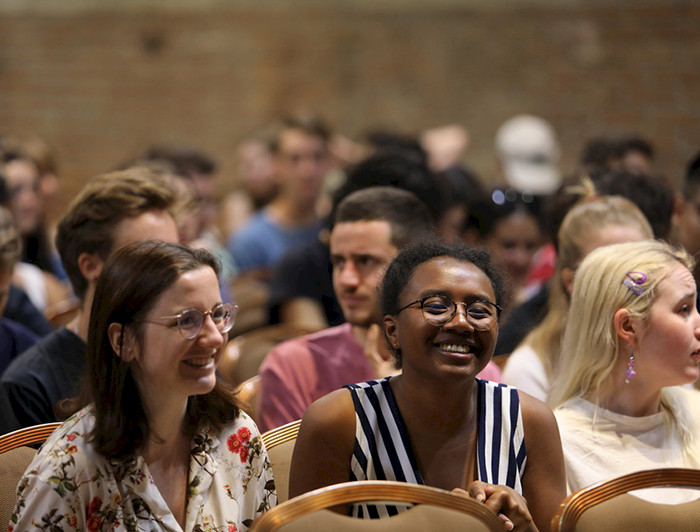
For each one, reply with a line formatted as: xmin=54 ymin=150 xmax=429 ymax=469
xmin=495 ymin=115 xmax=561 ymax=195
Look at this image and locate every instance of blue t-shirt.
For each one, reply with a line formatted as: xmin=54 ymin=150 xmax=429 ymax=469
xmin=228 ymin=210 xmax=322 ymax=273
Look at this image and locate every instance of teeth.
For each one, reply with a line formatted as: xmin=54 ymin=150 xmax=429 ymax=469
xmin=438 ymin=343 xmax=469 ymax=354
xmin=184 ymin=357 xmax=213 ymax=367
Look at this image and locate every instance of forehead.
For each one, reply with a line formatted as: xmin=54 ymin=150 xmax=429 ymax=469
xmin=277 ymin=128 xmax=326 ymax=154
xmin=4 ymin=159 xmax=39 ymax=184
xmin=110 ymin=210 xmax=179 ymax=252
xmin=655 ymin=263 xmax=696 ymax=301
xmin=403 ymin=256 xmax=495 ymax=301
xmin=330 ymin=220 xmax=395 ymax=255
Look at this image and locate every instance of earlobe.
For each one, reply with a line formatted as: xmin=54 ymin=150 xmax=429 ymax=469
xmin=384 ymin=315 xmax=399 ymax=350
xmin=614 ymin=308 xmax=638 ymax=347
xmin=561 ymin=267 xmax=576 ymax=296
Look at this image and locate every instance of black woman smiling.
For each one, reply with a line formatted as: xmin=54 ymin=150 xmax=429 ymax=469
xmin=289 ymin=241 xmax=565 ymax=531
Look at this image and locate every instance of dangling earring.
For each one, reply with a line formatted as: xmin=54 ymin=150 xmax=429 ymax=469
xmin=625 ymin=352 xmax=636 ymax=383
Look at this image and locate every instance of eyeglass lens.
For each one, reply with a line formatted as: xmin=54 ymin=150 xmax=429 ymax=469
xmin=421 ymin=296 xmax=497 ymax=330
xmin=178 ymin=303 xmax=236 ymax=338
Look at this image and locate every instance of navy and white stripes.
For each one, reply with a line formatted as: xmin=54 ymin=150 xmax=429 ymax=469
xmin=344 ymin=376 xmax=526 ymax=518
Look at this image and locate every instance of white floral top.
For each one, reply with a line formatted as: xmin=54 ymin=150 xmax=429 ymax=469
xmin=10 ymin=406 xmax=276 ymax=532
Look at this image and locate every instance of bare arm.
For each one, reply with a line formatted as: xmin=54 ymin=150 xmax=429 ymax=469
xmin=519 ymin=391 xmax=567 ymax=532
xmin=288 ymin=388 xmax=356 ymax=499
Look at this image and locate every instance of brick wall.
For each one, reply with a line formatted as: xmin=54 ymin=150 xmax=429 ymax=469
xmin=1 ymin=2 xmax=698 ymax=219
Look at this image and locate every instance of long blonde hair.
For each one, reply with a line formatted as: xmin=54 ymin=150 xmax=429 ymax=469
xmin=550 ymin=240 xmax=694 ymax=408
xmin=524 ymin=194 xmax=653 ymax=376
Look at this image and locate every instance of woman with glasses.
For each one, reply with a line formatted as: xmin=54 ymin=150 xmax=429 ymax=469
xmin=12 ymin=241 xmax=276 ymax=531
xmin=289 ymin=241 xmax=565 ymax=531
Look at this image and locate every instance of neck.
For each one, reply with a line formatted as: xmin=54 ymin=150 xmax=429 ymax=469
xmin=141 ymin=395 xmax=190 ymax=462
xmin=350 ymin=324 xmax=369 ymax=347
xmin=268 ymin=197 xmax=318 ymax=226
xmin=595 ymin=370 xmax=663 ymax=417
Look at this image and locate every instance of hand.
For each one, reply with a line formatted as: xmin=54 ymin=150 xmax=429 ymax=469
xmin=364 ymin=324 xmax=400 ymax=379
xmin=460 ymin=481 xmax=535 ymax=531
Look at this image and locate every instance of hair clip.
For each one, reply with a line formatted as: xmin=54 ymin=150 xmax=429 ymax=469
xmin=623 ymin=271 xmax=647 ymax=296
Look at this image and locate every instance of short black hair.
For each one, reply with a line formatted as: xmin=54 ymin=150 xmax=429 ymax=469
xmin=682 ymin=150 xmax=700 ymax=200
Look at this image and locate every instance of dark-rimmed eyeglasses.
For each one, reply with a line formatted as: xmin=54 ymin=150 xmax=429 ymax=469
xmin=396 ymin=295 xmax=501 ymax=330
xmin=136 ymin=302 xmax=237 ymax=339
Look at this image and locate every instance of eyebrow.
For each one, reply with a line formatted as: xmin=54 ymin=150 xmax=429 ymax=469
xmin=417 ymin=290 xmax=496 ymax=303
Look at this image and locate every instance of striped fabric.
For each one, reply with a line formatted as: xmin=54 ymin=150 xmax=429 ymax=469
xmin=344 ymin=376 xmax=527 ymax=518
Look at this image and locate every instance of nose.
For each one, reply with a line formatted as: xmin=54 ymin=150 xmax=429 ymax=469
xmin=198 ymin=314 xmax=226 ymax=347
xmin=337 ymin=261 xmax=360 ymax=288
xmin=443 ymin=303 xmax=475 ymax=332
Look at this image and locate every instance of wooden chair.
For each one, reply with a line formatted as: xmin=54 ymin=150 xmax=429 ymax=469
xmin=551 ymin=468 xmax=700 ymax=532
xmin=0 ymin=422 xmax=61 ymax=529
xmin=235 ymin=375 xmax=261 ymax=421
xmin=219 ymin=323 xmax=321 ymax=386
xmin=250 ymin=480 xmax=503 ymax=531
xmin=229 ymin=276 xmax=271 ymax=337
xmin=261 ymin=419 xmax=302 ymax=504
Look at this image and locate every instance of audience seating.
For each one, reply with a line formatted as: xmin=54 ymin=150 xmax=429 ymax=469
xmin=552 ymin=468 xmax=700 ymax=532
xmin=219 ymin=323 xmax=321 ymax=386
xmin=250 ymin=480 xmax=503 ymax=531
xmin=261 ymin=419 xmax=302 ymax=504
xmin=0 ymin=422 xmax=61 ymax=528
xmin=229 ymin=277 xmax=271 ymax=337
xmin=236 ymin=375 xmax=261 ymax=421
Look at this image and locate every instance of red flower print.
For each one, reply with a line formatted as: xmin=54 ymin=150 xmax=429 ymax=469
xmin=87 ymin=516 xmax=102 ymax=532
xmin=227 ymin=434 xmax=242 ymax=453
xmin=88 ymin=497 xmax=102 ymax=515
xmin=239 ymin=445 xmax=250 ymax=463
xmin=228 ymin=525 xmax=238 ymax=532
xmin=67 ymin=433 xmax=76 ymax=442
xmin=86 ymin=496 xmax=103 ymax=532
xmin=66 ymin=445 xmax=78 ymax=454
xmin=237 ymin=427 xmax=252 ymax=442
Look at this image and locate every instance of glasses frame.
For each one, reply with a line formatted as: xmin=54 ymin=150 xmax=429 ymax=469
xmin=396 ymin=295 xmax=501 ymax=330
xmin=136 ymin=302 xmax=238 ymax=339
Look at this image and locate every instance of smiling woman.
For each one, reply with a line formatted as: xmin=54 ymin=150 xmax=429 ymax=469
xmin=289 ymin=241 xmax=566 ymax=532
xmin=10 ymin=241 xmax=276 ymax=531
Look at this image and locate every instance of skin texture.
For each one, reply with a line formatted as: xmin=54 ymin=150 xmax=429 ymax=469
xmin=607 ymin=264 xmax=700 ymax=417
xmin=289 ymin=256 xmax=566 ymax=531
xmin=4 ymin=159 xmax=43 ymax=235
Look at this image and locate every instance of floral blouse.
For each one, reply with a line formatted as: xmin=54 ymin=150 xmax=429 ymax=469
xmin=10 ymin=407 xmax=276 ymax=531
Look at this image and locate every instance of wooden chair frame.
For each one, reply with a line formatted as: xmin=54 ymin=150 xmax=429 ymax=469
xmin=551 ymin=468 xmax=700 ymax=532
xmin=0 ymin=422 xmax=61 ymax=454
xmin=260 ymin=419 xmax=302 ymax=504
xmin=261 ymin=419 xmax=301 ymax=450
xmin=251 ymin=480 xmax=503 ymax=531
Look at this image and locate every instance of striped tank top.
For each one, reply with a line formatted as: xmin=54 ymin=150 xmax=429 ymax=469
xmin=344 ymin=376 xmax=527 ymax=518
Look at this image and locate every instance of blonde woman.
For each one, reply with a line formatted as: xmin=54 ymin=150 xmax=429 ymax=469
xmin=502 ymin=195 xmax=653 ymax=400
xmin=551 ymin=240 xmax=700 ymax=501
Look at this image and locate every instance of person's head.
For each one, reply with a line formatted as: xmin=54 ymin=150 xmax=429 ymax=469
xmin=86 ymin=240 xmax=239 ymax=458
xmin=381 ymin=240 xmax=505 ymax=368
xmin=524 ymin=194 xmax=654 ymax=375
xmin=495 ymin=114 xmax=561 ymax=195
xmin=615 ymin=135 xmax=655 ymax=175
xmin=465 ymin=187 xmax=544 ymax=293
xmin=0 ymin=206 xmax=21 ymax=316
xmin=270 ymin=113 xmax=331 ymax=207
xmin=56 ymin=167 xmax=179 ymax=302
xmin=558 ymin=196 xmax=654 ymax=295
xmin=1 ymin=144 xmax=43 ymax=236
xmin=592 ymin=169 xmax=674 ymax=240
xmin=673 ymin=150 xmax=700 ymax=265
xmin=235 ymin=134 xmax=277 ymax=208
xmin=330 ymin=187 xmax=434 ymax=328
xmin=551 ymin=240 xmax=698 ymax=407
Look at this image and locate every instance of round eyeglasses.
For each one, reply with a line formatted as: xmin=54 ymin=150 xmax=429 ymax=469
xmin=137 ymin=302 xmax=238 ymax=339
xmin=396 ymin=295 xmax=501 ymax=331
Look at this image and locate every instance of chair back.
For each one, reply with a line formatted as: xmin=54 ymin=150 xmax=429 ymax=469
xmin=552 ymin=468 xmax=700 ymax=532
xmin=0 ymin=422 xmax=61 ymax=529
xmin=220 ymin=323 xmax=320 ymax=386
xmin=250 ymin=480 xmax=503 ymax=532
xmin=261 ymin=419 xmax=302 ymax=503
xmin=235 ymin=375 xmax=261 ymax=421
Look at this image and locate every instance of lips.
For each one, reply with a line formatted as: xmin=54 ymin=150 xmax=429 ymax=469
xmin=182 ymin=355 xmax=215 ymax=368
xmin=437 ymin=343 xmax=472 ymax=355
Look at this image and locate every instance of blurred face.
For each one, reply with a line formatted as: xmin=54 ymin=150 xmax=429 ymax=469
xmin=130 ymin=267 xmax=227 ymax=402
xmin=485 ymin=211 xmax=541 ymax=289
xmin=237 ymin=140 xmax=276 ymax=203
xmin=4 ymin=159 xmax=43 ymax=235
xmin=630 ymin=264 xmax=700 ymax=388
xmin=275 ymin=129 xmax=329 ymax=205
xmin=330 ymin=220 xmax=398 ymax=328
xmin=385 ymin=257 xmax=497 ymax=380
